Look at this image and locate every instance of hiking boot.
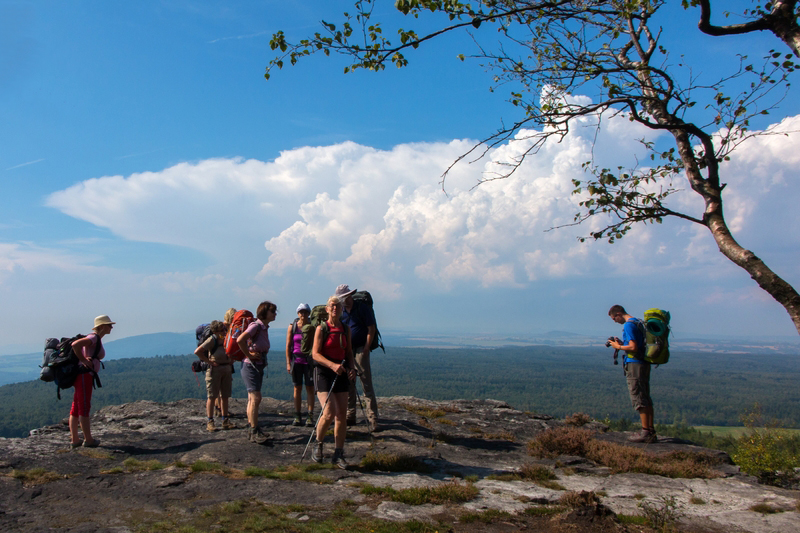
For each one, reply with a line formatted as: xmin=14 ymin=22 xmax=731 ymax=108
xmin=305 ymin=413 xmax=315 ymax=427
xmin=214 ymin=405 xmax=222 ymax=417
xmin=311 ymin=442 xmax=324 ymax=464
xmin=346 ymin=416 xmax=357 ymax=426
xmin=331 ymin=449 xmax=348 ymax=470
xmin=83 ymin=439 xmax=100 ymax=448
xmin=222 ymin=418 xmax=235 ymax=430
xmin=246 ymin=426 xmax=255 ymax=442
xmin=368 ymin=419 xmax=380 ymax=432
xmin=207 ymin=419 xmax=217 ymax=432
xmin=628 ymin=429 xmax=656 ymax=443
xmin=292 ymin=414 xmax=302 ymax=426
xmin=251 ymin=426 xmax=271 ymax=445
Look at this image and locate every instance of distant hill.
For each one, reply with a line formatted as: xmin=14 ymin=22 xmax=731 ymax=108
xmin=3 ymin=329 xmax=798 ymax=388
xmin=0 ymin=332 xmax=195 ymax=387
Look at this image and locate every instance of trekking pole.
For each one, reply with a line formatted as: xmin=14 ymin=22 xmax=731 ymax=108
xmin=354 ymin=371 xmax=374 ymax=443
xmin=301 ymin=374 xmax=338 ymax=462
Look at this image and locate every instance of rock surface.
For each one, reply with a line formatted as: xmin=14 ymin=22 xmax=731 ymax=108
xmin=0 ymin=396 xmax=797 ymax=532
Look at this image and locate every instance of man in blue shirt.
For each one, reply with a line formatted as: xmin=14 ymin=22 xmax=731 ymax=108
xmin=335 ymin=284 xmax=379 ymax=431
xmin=608 ymin=305 xmax=656 ymax=443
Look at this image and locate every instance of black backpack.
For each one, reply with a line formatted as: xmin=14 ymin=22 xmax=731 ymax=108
xmin=351 ymin=291 xmax=385 ymax=353
xmin=40 ymin=335 xmax=102 ymax=400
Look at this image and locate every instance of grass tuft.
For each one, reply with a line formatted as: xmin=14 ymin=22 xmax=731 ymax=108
xmin=123 ymin=458 xmax=165 ymax=472
xmin=10 ymin=468 xmax=62 ymax=484
xmin=749 ymin=502 xmax=782 ymax=514
xmin=559 ymin=490 xmax=599 ymax=508
xmin=243 ymin=464 xmax=332 ymax=484
xmin=565 ymin=412 xmax=593 ymax=427
xmin=360 ymin=452 xmax=432 ymax=473
xmin=361 ymin=481 xmax=479 ymax=505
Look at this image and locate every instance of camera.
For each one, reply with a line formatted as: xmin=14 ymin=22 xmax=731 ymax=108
xmin=605 ymin=336 xmax=621 ymax=365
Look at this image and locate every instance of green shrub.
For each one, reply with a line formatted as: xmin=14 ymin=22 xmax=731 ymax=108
xmin=732 ymin=406 xmax=800 ymax=482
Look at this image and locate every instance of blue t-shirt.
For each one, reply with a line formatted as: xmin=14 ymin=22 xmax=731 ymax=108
xmin=342 ymin=302 xmax=375 ymax=350
xmin=622 ymin=318 xmax=646 ymax=364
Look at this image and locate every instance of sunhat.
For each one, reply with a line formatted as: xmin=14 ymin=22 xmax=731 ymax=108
xmin=296 ymin=303 xmax=311 ymax=313
xmin=94 ymin=315 xmax=116 ymax=328
xmin=334 ymin=284 xmax=356 ymax=299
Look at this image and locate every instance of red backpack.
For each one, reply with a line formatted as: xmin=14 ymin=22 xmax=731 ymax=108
xmin=224 ymin=310 xmax=254 ymax=362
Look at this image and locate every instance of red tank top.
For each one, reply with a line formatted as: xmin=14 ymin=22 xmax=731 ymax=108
xmin=322 ymin=321 xmax=347 ymax=362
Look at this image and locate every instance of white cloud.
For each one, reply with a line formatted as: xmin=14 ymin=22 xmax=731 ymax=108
xmin=40 ymin=107 xmax=800 ymax=333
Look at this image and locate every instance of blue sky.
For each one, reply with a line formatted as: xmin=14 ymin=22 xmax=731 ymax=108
xmin=2 ymin=1 xmax=799 ymax=355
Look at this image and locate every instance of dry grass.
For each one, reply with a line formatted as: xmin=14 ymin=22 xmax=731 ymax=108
xmin=360 ymin=481 xmax=479 ymax=505
xmin=10 ymin=468 xmax=62 ymax=485
xmin=749 ymin=502 xmax=782 ymax=514
xmin=559 ymin=490 xmax=600 ymax=508
xmin=244 ymin=464 xmax=333 ymax=484
xmin=528 ymin=427 xmax=721 ymax=478
xmin=123 ymin=458 xmax=165 ymax=472
xmin=565 ymin=412 xmax=593 ymax=427
xmin=360 ymin=452 xmax=432 ymax=473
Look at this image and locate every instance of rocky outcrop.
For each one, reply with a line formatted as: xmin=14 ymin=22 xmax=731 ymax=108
xmin=0 ymin=396 xmax=797 ymax=532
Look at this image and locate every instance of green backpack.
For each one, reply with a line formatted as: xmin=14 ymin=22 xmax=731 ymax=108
xmin=299 ymin=305 xmax=329 ymax=355
xmin=641 ymin=308 xmax=671 ymax=365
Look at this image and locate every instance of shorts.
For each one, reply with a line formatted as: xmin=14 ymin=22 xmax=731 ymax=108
xmin=206 ymin=365 xmax=233 ymax=399
xmin=241 ymin=361 xmax=266 ymax=393
xmin=624 ymin=362 xmax=652 ymax=411
xmin=314 ymin=364 xmax=349 ymax=394
xmin=291 ymin=361 xmax=313 ymax=387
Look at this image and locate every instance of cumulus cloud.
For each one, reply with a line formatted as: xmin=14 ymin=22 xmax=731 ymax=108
xmin=43 ymin=108 xmax=800 ymax=306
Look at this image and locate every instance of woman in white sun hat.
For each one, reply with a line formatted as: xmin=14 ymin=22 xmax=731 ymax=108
xmin=68 ymin=315 xmax=114 ymax=448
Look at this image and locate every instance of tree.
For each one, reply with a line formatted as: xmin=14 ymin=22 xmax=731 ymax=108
xmin=266 ymin=0 xmax=800 ymax=334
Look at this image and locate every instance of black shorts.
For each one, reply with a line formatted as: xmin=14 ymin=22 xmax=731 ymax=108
xmin=313 ymin=364 xmax=349 ymax=394
xmin=291 ymin=360 xmax=313 ymax=387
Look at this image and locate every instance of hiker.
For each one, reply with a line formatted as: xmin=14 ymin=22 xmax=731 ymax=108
xmin=310 ymin=295 xmax=356 ymax=468
xmin=68 ymin=315 xmax=114 ymax=448
xmin=285 ymin=303 xmax=315 ymax=427
xmin=608 ymin=305 xmax=656 ymax=443
xmin=236 ymin=301 xmax=276 ymax=444
xmin=336 ymin=284 xmax=379 ymax=430
xmin=194 ymin=320 xmax=233 ymax=431
xmin=216 ymin=307 xmax=237 ymax=417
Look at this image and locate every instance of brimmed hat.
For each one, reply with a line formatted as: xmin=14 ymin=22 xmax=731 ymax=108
xmin=296 ymin=303 xmax=311 ymax=313
xmin=334 ymin=284 xmax=356 ymax=299
xmin=94 ymin=315 xmax=116 ymax=328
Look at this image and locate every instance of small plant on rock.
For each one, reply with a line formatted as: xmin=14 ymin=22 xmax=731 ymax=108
xmin=565 ymin=412 xmax=593 ymax=427
xmin=638 ymin=495 xmax=682 ymax=532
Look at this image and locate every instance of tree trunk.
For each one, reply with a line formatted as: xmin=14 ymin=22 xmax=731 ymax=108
xmin=705 ymin=212 xmax=800 ymax=334
xmin=673 ymin=129 xmax=800 ymax=335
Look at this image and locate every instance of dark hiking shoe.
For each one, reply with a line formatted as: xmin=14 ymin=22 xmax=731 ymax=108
xmin=222 ymin=418 xmax=235 ymax=430
xmin=331 ymin=449 xmax=348 ymax=470
xmin=305 ymin=413 xmax=314 ymax=427
xmin=246 ymin=426 xmax=255 ymax=442
xmin=252 ymin=426 xmax=271 ymax=445
xmin=628 ymin=429 xmax=657 ymax=443
xmin=292 ymin=415 xmax=302 ymax=426
xmin=311 ymin=442 xmax=324 ymax=464
xmin=83 ymin=439 xmax=100 ymax=448
xmin=346 ymin=417 xmax=357 ymax=426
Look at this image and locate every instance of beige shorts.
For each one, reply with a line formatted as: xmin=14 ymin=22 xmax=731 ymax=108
xmin=206 ymin=365 xmax=233 ymax=399
xmin=624 ymin=362 xmax=652 ymax=411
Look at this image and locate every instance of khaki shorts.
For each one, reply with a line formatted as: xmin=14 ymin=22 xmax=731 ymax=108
xmin=624 ymin=362 xmax=652 ymax=411
xmin=206 ymin=365 xmax=233 ymax=399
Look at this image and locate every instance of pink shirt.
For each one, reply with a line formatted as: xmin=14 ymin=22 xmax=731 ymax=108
xmin=78 ymin=333 xmax=105 ymax=373
xmin=243 ymin=319 xmax=270 ymax=356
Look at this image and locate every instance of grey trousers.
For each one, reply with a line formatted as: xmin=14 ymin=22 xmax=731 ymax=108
xmin=347 ymin=347 xmax=378 ymax=423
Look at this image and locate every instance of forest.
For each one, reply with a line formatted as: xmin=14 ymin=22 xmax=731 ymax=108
xmin=1 ymin=345 xmax=799 ymax=438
